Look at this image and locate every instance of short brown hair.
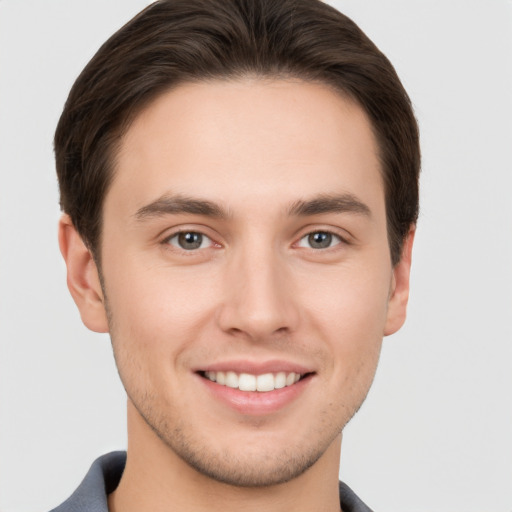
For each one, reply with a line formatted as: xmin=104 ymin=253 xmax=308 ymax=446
xmin=55 ymin=0 xmax=420 ymax=265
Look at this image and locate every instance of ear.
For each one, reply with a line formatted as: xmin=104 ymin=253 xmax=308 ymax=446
xmin=384 ymin=228 xmax=415 ymax=336
xmin=58 ymin=214 xmax=109 ymax=333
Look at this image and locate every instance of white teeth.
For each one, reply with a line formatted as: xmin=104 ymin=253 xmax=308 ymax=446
xmin=239 ymin=373 xmax=257 ymax=391
xmin=204 ymin=370 xmax=304 ymax=392
xmin=286 ymin=373 xmax=296 ymax=386
xmin=225 ymin=371 xmax=238 ymax=389
xmin=274 ymin=372 xmax=286 ymax=389
xmin=256 ymin=373 xmax=274 ymax=392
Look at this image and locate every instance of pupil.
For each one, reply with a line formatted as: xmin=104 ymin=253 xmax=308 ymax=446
xmin=309 ymin=232 xmax=331 ymax=249
xmin=178 ymin=232 xmax=202 ymax=250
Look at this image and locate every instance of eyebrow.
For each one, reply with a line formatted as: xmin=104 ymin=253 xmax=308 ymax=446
xmin=134 ymin=194 xmax=228 ymax=221
xmin=134 ymin=192 xmax=371 ymax=222
xmin=288 ymin=193 xmax=371 ymax=218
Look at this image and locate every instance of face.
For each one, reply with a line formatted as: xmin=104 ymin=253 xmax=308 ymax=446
xmin=63 ymin=79 xmax=412 ymax=487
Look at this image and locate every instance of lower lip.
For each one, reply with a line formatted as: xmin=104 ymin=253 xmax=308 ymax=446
xmin=198 ymin=374 xmax=313 ymax=416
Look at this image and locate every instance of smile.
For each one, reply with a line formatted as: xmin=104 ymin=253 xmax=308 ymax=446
xmin=202 ymin=371 xmax=304 ymax=392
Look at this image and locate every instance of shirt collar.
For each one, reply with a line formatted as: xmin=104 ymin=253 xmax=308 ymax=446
xmin=51 ymin=451 xmax=373 ymax=512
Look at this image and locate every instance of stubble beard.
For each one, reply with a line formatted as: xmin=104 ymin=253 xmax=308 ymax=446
xmin=128 ymin=389 xmax=344 ymax=488
xmin=100 ymin=277 xmax=369 ymax=489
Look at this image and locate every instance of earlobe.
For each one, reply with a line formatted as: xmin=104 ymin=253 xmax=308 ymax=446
xmin=58 ymin=215 xmax=109 ymax=333
xmin=384 ymin=228 xmax=415 ymax=336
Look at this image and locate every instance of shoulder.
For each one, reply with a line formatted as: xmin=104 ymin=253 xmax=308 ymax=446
xmin=50 ymin=452 xmax=126 ymax=512
xmin=339 ymin=481 xmax=374 ymax=512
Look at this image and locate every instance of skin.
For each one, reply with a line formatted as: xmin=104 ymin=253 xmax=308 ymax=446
xmin=59 ymin=79 xmax=414 ymax=512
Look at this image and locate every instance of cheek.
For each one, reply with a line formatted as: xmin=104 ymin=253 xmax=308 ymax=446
xmin=104 ymin=263 xmax=222 ymax=407
xmin=304 ymin=259 xmax=391 ymax=322
xmin=299 ymin=262 xmax=390 ymax=371
xmin=104 ymin=261 xmax=220 ymax=356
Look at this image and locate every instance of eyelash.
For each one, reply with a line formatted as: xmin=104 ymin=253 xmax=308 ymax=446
xmin=296 ymin=231 xmax=345 ymax=250
xmin=164 ymin=230 xmax=217 ymax=251
xmin=162 ymin=228 xmax=348 ymax=253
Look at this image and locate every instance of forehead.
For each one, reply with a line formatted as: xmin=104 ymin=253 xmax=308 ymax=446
xmin=109 ymin=79 xmax=383 ymax=217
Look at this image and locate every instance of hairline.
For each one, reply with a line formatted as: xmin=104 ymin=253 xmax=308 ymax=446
xmin=91 ymin=73 xmax=392 ymax=265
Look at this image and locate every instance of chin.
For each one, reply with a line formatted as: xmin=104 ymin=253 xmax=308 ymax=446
xmin=131 ymin=395 xmax=346 ymax=488
xmin=161 ymin=426 xmax=332 ymax=488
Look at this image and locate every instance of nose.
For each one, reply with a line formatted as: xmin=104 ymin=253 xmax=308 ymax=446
xmin=216 ymin=245 xmax=300 ymax=341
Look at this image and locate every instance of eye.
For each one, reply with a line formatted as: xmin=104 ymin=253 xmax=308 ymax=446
xmin=166 ymin=231 xmax=212 ymax=251
xmin=297 ymin=231 xmax=342 ymax=250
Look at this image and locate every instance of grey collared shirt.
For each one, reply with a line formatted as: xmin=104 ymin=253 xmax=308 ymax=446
xmin=50 ymin=452 xmax=373 ymax=512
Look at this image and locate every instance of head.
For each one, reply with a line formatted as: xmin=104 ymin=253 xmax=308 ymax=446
xmin=56 ymin=0 xmax=419 ymax=489
xmin=55 ymin=0 xmax=419 ymax=267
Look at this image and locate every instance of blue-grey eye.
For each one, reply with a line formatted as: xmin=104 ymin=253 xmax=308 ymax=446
xmin=168 ymin=231 xmax=210 ymax=250
xmin=298 ymin=231 xmax=341 ymax=249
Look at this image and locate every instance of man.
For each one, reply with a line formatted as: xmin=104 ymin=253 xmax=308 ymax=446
xmin=52 ymin=0 xmax=419 ymax=510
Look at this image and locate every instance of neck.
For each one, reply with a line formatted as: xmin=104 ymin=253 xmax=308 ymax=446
xmin=108 ymin=402 xmax=342 ymax=512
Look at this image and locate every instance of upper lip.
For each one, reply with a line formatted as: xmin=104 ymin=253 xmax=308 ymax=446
xmin=194 ymin=360 xmax=314 ymax=375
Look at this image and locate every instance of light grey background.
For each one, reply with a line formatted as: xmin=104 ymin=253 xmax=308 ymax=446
xmin=1 ymin=1 xmax=511 ymax=511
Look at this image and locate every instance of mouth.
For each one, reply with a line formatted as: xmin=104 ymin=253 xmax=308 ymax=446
xmin=195 ymin=364 xmax=315 ymax=415
xmin=198 ymin=370 xmax=310 ymax=392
